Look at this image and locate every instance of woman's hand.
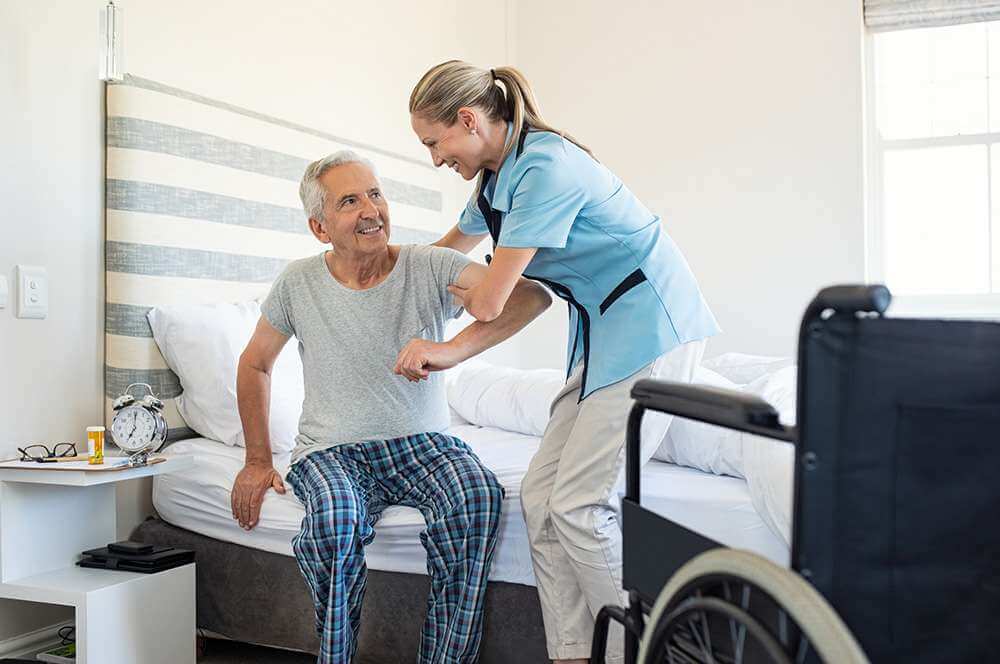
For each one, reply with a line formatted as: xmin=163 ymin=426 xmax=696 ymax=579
xmin=448 ymin=247 xmax=539 ymax=322
xmin=448 ymin=282 xmax=503 ymax=322
xmin=394 ymin=338 xmax=464 ymax=382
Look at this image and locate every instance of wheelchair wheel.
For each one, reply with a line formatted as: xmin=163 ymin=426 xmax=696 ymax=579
xmin=637 ymin=549 xmax=868 ymax=664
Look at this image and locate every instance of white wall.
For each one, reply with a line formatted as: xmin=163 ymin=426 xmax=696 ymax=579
xmin=0 ymin=0 xmax=508 ymax=643
xmin=513 ymin=0 xmax=867 ymax=359
xmin=1 ymin=0 xmax=868 ymax=644
xmin=0 ymin=0 xmax=107 ymax=641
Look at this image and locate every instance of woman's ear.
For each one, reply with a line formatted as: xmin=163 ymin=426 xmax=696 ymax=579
xmin=457 ymin=107 xmax=478 ymax=134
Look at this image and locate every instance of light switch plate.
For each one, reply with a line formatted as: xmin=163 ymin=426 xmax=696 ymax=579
xmin=16 ymin=265 xmax=47 ymax=319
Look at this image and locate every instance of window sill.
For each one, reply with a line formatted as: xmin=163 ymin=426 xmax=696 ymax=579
xmin=886 ymin=294 xmax=1000 ymax=320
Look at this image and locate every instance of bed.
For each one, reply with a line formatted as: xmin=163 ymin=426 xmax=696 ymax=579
xmin=135 ymin=414 xmax=787 ymax=662
xmin=151 ymin=429 xmax=787 ymax=576
xmin=105 ymin=73 xmax=794 ymax=663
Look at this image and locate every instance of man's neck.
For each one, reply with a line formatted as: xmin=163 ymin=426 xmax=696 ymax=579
xmin=325 ymin=245 xmax=399 ymax=290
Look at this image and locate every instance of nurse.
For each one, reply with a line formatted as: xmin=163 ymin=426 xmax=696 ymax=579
xmin=409 ymin=61 xmax=720 ymax=664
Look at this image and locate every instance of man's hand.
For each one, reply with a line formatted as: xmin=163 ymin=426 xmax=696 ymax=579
xmin=231 ymin=460 xmax=286 ymax=530
xmin=394 ymin=338 xmax=464 ymax=382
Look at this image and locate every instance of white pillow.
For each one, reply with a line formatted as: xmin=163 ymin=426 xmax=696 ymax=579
xmin=652 ymin=366 xmax=746 ymax=477
xmin=446 ymin=362 xmax=564 ymax=436
xmin=146 ymin=300 xmax=304 ymax=453
xmin=744 ymin=365 xmax=797 ymax=425
xmin=741 ymin=365 xmax=798 ymax=547
xmin=702 ymin=352 xmax=795 ymax=386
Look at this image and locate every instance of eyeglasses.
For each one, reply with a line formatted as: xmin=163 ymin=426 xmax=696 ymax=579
xmin=18 ymin=443 xmax=78 ymax=463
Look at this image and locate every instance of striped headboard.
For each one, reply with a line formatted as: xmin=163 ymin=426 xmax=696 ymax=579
xmin=105 ymin=75 xmax=445 ymax=442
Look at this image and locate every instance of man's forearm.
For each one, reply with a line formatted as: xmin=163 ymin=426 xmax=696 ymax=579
xmin=236 ymin=358 xmax=274 ymax=465
xmin=448 ymin=279 xmax=551 ymax=360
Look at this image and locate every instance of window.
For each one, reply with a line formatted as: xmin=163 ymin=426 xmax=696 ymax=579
xmin=867 ymin=21 xmax=1000 ymax=316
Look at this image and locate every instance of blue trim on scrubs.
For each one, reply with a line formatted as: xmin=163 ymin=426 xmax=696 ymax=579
xmin=470 ymin=125 xmax=720 ymax=400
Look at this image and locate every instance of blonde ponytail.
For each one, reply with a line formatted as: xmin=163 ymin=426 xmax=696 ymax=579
xmin=409 ymin=61 xmax=595 ymax=192
xmin=490 ymin=66 xmax=593 ymax=162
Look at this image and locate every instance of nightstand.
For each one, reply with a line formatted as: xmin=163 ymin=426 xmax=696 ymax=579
xmin=0 ymin=456 xmax=195 ymax=664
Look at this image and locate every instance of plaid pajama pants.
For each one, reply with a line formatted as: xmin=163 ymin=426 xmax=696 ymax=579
xmin=285 ymin=432 xmax=504 ymax=664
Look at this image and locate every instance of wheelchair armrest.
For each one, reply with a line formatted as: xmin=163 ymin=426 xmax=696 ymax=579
xmin=625 ymin=379 xmax=797 ymax=504
xmin=630 ymin=379 xmax=797 ymax=442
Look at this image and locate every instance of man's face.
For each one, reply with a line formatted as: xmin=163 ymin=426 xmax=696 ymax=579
xmin=309 ymin=162 xmax=391 ymax=254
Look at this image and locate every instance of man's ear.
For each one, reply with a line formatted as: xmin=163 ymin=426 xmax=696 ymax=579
xmin=308 ymin=217 xmax=330 ymax=243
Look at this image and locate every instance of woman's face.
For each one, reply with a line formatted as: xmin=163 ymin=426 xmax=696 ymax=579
xmin=411 ymin=111 xmax=486 ymax=181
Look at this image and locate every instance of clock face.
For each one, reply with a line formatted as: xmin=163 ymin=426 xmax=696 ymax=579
xmin=112 ymin=404 xmax=159 ymax=451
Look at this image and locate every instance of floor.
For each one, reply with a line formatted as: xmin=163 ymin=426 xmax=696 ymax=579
xmin=198 ymin=638 xmax=315 ymax=663
xmin=4 ymin=638 xmax=315 ymax=664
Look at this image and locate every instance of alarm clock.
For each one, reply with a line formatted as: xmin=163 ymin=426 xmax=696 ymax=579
xmin=111 ymin=383 xmax=167 ymax=463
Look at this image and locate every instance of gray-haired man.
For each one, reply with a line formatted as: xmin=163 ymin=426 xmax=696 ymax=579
xmin=231 ymin=151 xmax=550 ymax=663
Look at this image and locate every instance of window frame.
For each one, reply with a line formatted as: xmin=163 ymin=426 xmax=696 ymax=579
xmin=864 ymin=29 xmax=1000 ymax=318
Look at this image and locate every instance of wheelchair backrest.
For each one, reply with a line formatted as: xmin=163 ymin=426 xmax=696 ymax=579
xmin=791 ymin=309 xmax=1000 ymax=662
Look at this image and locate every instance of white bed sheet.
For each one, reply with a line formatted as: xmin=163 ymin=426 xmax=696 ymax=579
xmin=153 ymin=426 xmax=788 ymax=588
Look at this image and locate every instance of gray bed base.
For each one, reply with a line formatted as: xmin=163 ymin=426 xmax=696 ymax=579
xmin=132 ymin=517 xmax=549 ymax=663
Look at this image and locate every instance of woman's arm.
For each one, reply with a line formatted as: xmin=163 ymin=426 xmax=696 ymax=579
xmin=433 ymin=224 xmax=488 ymax=254
xmin=447 ymin=246 xmax=538 ymax=322
xmin=392 ymin=264 xmax=552 ymax=382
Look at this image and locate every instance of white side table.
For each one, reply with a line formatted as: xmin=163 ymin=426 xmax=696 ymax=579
xmin=0 ymin=456 xmax=195 ymax=664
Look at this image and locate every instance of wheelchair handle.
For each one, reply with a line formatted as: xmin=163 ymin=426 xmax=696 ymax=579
xmin=804 ymin=285 xmax=890 ymax=323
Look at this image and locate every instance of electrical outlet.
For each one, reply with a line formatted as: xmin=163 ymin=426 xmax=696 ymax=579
xmin=16 ymin=265 xmax=47 ymax=319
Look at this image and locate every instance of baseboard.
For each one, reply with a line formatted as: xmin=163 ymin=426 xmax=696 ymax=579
xmin=0 ymin=619 xmax=73 ymax=659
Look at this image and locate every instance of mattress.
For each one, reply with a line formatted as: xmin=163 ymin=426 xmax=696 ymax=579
xmin=153 ymin=425 xmax=788 ymax=587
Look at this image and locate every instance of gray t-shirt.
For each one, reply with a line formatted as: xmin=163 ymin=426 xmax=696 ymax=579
xmin=261 ymin=244 xmax=471 ymax=465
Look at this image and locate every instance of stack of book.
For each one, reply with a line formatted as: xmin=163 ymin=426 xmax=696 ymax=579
xmin=77 ymin=541 xmax=194 ymax=573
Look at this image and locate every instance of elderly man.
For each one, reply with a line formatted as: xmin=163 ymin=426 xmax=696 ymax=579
xmin=230 ymin=150 xmax=551 ymax=664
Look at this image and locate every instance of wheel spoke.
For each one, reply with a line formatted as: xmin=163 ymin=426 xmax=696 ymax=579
xmin=735 ymin=584 xmax=754 ymax=664
xmin=723 ymin=583 xmax=738 ymax=653
xmin=655 ymin=577 xmax=810 ymax=664
xmin=666 ymin=639 xmax=678 ymax=664
xmin=687 ymin=617 xmax=711 ymax=661
xmin=795 ymin=634 xmax=811 ymax=664
xmin=693 ymin=587 xmax=713 ymax=662
xmin=700 ymin=609 xmax=714 ymax=663
xmin=740 ymin=583 xmax=752 ymax=611
xmin=668 ymin=637 xmax=701 ymax=664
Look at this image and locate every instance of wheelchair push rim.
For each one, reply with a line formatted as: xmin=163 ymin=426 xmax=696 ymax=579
xmin=637 ymin=549 xmax=869 ymax=664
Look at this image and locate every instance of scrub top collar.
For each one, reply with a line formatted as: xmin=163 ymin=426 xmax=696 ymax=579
xmin=483 ymin=122 xmax=530 ymax=214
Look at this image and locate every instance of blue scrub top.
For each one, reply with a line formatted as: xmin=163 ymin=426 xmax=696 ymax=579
xmin=460 ymin=126 xmax=720 ymax=400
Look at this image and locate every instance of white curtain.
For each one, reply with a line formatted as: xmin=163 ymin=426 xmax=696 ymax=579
xmin=865 ymin=0 xmax=1000 ymax=31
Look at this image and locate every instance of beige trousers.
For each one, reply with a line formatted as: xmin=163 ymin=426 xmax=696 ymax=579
xmin=520 ymin=340 xmax=706 ymax=662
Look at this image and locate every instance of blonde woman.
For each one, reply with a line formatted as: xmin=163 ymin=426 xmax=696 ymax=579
xmin=409 ymin=61 xmax=719 ymax=664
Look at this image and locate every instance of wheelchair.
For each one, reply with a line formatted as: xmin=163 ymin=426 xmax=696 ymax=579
xmin=593 ymin=285 xmax=1000 ymax=663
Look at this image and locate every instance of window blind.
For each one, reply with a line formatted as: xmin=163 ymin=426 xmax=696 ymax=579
xmin=865 ymin=0 xmax=1000 ymax=31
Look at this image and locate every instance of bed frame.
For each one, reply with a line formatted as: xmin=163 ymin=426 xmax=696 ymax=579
xmin=132 ymin=518 xmax=548 ymax=663
xmin=105 ymin=75 xmax=550 ymax=661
